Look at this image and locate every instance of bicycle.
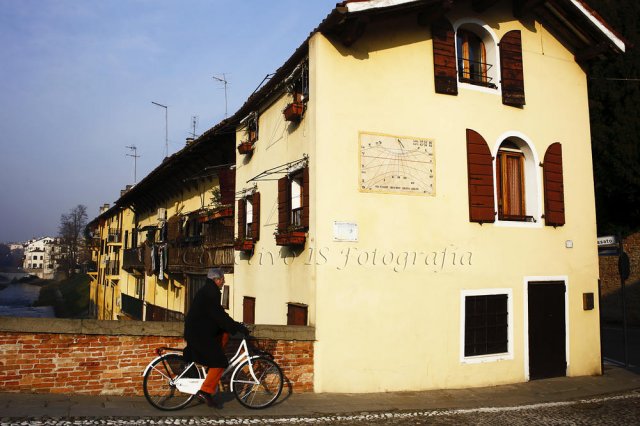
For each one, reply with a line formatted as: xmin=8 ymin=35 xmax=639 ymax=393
xmin=142 ymin=335 xmax=284 ymax=410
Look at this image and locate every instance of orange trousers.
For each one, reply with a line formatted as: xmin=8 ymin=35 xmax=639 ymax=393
xmin=200 ymin=332 xmax=229 ymax=394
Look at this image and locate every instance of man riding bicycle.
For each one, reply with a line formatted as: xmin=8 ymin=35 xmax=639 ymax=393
xmin=183 ymin=268 xmax=249 ymax=408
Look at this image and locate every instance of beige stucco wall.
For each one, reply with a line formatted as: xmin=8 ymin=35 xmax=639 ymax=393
xmin=233 ymin=76 xmax=317 ymax=325
xmin=308 ymin=4 xmax=600 ymax=392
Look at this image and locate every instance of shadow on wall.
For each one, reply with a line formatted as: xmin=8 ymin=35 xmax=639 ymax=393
xmin=600 ymin=279 xmax=640 ymax=327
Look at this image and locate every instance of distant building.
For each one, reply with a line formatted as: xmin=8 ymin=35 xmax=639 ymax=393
xmin=23 ymin=237 xmax=61 ymax=279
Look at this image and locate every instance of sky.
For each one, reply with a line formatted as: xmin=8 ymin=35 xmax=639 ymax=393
xmin=0 ymin=0 xmax=338 ymax=243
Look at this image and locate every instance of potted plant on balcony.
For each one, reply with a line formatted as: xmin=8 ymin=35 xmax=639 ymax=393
xmin=234 ymin=238 xmax=254 ymax=252
xmin=237 ymin=141 xmax=254 ymax=155
xmin=275 ymin=227 xmax=306 ymax=247
xmin=283 ymin=92 xmax=305 ymax=122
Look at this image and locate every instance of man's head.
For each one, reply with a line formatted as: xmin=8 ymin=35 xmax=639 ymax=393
xmin=207 ymin=268 xmax=225 ymax=288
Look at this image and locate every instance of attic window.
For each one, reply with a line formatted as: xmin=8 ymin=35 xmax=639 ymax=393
xmin=456 ymin=25 xmax=497 ymax=89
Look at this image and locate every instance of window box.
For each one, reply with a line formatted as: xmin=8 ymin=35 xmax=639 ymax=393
xmin=237 ymin=141 xmax=254 ymax=155
xmin=283 ymin=101 xmax=304 ymax=122
xmin=275 ymin=231 xmax=306 ymax=247
xmin=234 ymin=238 xmax=254 ymax=252
xmin=199 ymin=206 xmax=234 ymax=222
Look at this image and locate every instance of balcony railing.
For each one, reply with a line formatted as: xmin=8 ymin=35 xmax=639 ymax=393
xmin=457 ymin=59 xmax=497 ymax=89
xmin=122 ymin=248 xmax=144 ymax=272
xmin=105 ymin=260 xmax=120 ymax=276
xmin=166 ymin=244 xmax=235 ymax=274
xmin=107 ymin=230 xmax=121 ymax=243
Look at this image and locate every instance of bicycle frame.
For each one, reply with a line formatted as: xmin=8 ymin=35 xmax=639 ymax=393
xmin=142 ymin=338 xmax=262 ymax=395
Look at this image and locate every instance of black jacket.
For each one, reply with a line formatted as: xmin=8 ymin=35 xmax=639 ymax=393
xmin=183 ymin=280 xmax=243 ymax=367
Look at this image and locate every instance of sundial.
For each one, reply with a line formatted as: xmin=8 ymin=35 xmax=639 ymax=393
xmin=359 ymin=132 xmax=435 ymax=195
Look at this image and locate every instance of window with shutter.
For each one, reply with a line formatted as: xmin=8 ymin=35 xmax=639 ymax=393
xmin=217 ymin=168 xmax=236 ymax=206
xmin=499 ymin=30 xmax=525 ymax=107
xmin=287 ymin=303 xmax=308 ymax=326
xmin=457 ymin=28 xmax=497 ymax=88
xmin=466 ymin=129 xmax=495 ymax=223
xmin=243 ymin=296 xmax=255 ymax=325
xmin=251 ymin=191 xmax=261 ymax=240
xmin=543 ymin=143 xmax=565 ymax=226
xmin=432 ymin=18 xmax=458 ymax=95
xmin=275 ymin=167 xmax=308 ymax=246
xmin=277 ymin=176 xmax=291 ymax=233
xmin=237 ymin=198 xmax=246 ymax=241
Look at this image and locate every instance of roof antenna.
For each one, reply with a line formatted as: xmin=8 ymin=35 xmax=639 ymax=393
xmin=190 ymin=115 xmax=199 ymax=138
xmin=212 ymin=73 xmax=229 ymax=118
xmin=125 ymin=145 xmax=141 ymax=184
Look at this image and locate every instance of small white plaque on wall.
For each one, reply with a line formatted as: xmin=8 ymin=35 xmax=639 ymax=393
xmin=333 ymin=222 xmax=358 ymax=242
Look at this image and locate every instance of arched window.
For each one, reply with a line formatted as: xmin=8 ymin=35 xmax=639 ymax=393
xmin=455 ymin=22 xmax=498 ymax=90
xmin=457 ymin=29 xmax=487 ymax=84
xmin=495 ymin=137 xmax=539 ymax=223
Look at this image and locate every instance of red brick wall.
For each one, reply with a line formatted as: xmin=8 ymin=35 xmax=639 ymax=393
xmin=0 ymin=332 xmax=313 ymax=395
xmin=598 ymin=232 xmax=640 ymax=325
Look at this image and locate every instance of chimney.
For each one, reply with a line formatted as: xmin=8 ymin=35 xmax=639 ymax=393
xmin=126 ymin=185 xmax=133 ymax=191
xmin=186 ymin=137 xmax=195 ymax=146
xmin=101 ymin=203 xmax=110 ymax=214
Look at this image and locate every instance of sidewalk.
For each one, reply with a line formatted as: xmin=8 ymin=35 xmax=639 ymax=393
xmin=1 ymin=364 xmax=639 ymax=420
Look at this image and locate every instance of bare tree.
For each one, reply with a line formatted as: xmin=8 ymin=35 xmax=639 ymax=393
xmin=58 ymin=204 xmax=88 ymax=277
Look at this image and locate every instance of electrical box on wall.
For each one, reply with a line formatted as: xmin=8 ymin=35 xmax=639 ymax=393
xmin=583 ymin=293 xmax=594 ymax=310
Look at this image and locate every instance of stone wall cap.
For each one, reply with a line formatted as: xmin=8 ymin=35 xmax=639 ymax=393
xmin=0 ymin=317 xmax=315 ymax=341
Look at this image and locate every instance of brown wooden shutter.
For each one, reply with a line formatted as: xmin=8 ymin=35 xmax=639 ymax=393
xmin=218 ymin=168 xmax=236 ymax=205
xmin=466 ymin=129 xmax=496 ymax=223
xmin=432 ymin=18 xmax=458 ymax=96
xmin=302 ymin=166 xmax=310 ymax=229
xmin=251 ymin=192 xmax=260 ymax=241
xmin=243 ymin=297 xmax=255 ymax=325
xmin=277 ymin=176 xmax=290 ymax=233
xmin=543 ymin=143 xmax=565 ymax=226
xmin=287 ymin=303 xmax=308 ymax=326
xmin=499 ymin=30 xmax=525 ymax=107
xmin=237 ymin=198 xmax=246 ymax=240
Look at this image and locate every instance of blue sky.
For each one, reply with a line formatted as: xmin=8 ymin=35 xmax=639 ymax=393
xmin=0 ymin=0 xmax=338 ymax=243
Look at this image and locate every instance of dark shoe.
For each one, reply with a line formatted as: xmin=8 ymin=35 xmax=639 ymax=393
xmin=196 ymin=390 xmax=223 ymax=409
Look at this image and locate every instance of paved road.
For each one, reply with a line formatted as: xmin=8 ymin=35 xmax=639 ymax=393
xmin=2 ymin=391 xmax=639 ymax=425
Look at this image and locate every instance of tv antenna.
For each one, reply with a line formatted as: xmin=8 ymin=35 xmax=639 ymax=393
xmin=212 ymin=73 xmax=229 ymax=118
xmin=190 ymin=115 xmax=199 ymax=138
xmin=151 ymin=101 xmax=168 ymax=158
xmin=125 ymin=145 xmax=141 ymax=183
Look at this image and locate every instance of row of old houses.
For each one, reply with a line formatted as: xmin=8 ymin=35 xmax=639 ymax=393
xmin=86 ymin=0 xmax=626 ymax=393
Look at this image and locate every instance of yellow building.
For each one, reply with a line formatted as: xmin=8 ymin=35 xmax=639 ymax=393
xmin=88 ymin=130 xmax=236 ymax=321
xmin=88 ymin=0 xmax=626 ymax=393
xmin=229 ymin=0 xmax=626 ymax=392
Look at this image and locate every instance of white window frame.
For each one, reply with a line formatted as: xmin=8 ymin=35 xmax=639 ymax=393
xmin=453 ymin=18 xmax=501 ymax=95
xmin=460 ymin=288 xmax=514 ymax=364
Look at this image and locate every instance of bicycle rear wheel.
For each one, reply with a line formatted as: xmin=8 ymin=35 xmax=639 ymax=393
xmin=143 ymin=353 xmax=202 ymax=410
xmin=231 ymin=356 xmax=284 ymax=409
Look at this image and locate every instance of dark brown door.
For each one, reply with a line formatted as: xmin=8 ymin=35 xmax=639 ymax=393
xmin=528 ymin=281 xmax=566 ymax=380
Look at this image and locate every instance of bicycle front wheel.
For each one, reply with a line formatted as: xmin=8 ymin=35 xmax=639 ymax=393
xmin=143 ymin=353 xmax=202 ymax=411
xmin=231 ymin=356 xmax=284 ymax=409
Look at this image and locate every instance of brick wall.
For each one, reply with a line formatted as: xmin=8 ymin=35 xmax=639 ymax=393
xmin=598 ymin=232 xmax=640 ymax=325
xmin=0 ymin=318 xmax=314 ymax=395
